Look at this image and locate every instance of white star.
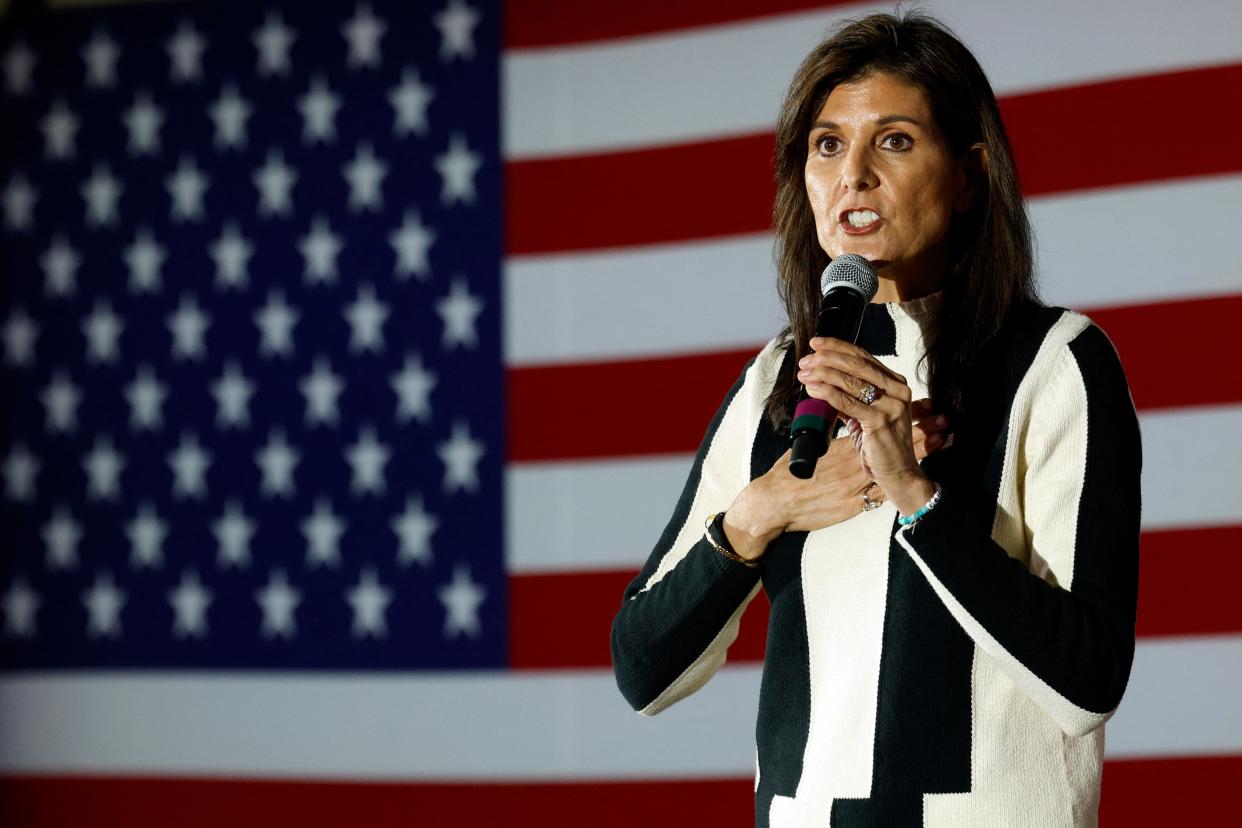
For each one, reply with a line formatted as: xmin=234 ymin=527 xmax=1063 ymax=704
xmin=83 ymin=572 xmax=125 ymax=638
xmin=210 ymin=223 xmax=254 ymax=289
xmin=344 ymin=284 xmax=389 ymax=354
xmin=2 ymin=306 xmax=38 ymax=366
xmin=3 ymin=173 xmax=37 ymax=232
xmin=83 ymin=435 xmax=125 ymax=501
xmin=3 ymin=578 xmax=40 ymax=638
xmin=3 ymin=41 xmax=36 ymax=96
xmin=389 ymin=210 xmax=435 ymax=280
xmin=343 ymin=142 xmax=387 ymax=211
xmin=168 ymin=431 xmax=212 ymax=499
xmin=254 ymin=290 xmax=299 ymax=357
xmin=253 ymin=11 xmax=296 ymax=77
xmin=213 ymin=500 xmax=256 ymax=569
xmin=2 ymin=443 xmax=39 ymax=502
xmin=125 ymin=365 xmax=167 ymax=431
xmin=82 ymin=300 xmax=124 ymax=364
xmin=437 ymin=419 xmax=485 ymax=494
xmin=300 ymin=356 xmax=344 ymax=427
xmin=391 ymin=353 xmax=436 ymax=424
xmin=346 ymin=426 xmax=390 ymax=496
xmin=40 ymin=370 xmax=82 ymax=433
xmin=434 ymin=0 xmax=481 ymax=62
xmin=41 ymin=234 xmax=81 ymax=297
xmin=256 ymin=569 xmax=300 ymax=639
xmin=389 ymin=68 xmax=434 ymax=136
xmin=254 ymin=149 xmax=297 ymax=217
xmin=41 ymin=100 xmax=80 ymax=160
xmin=256 ymin=429 xmax=299 ymax=497
xmin=81 ymin=164 xmax=122 ymax=227
xmin=436 ymin=277 xmax=483 ymax=349
xmin=167 ymin=294 xmax=211 ymax=360
xmin=123 ymin=92 xmax=163 ymax=156
xmin=297 ymin=76 xmax=340 ymax=144
xmin=438 ymin=563 xmax=486 ymax=638
xmin=298 ymin=215 xmax=342 ymax=284
xmin=212 ymin=362 xmax=255 ymax=429
xmin=346 ymin=567 xmax=392 ymax=638
xmin=342 ymin=4 xmax=386 ymax=70
xmin=301 ymin=497 xmax=344 ymax=567
xmin=167 ymin=21 xmax=207 ymax=83
xmin=168 ymin=570 xmax=212 ymax=638
xmin=82 ymin=30 xmax=120 ymax=88
xmin=126 ymin=501 xmax=168 ymax=568
xmin=392 ymin=494 xmax=438 ymax=567
xmin=166 ymin=156 xmax=209 ymax=222
xmin=42 ymin=506 xmax=83 ymax=569
xmin=435 ymin=132 xmax=481 ymax=205
xmin=208 ymin=84 xmax=252 ymax=150
xmin=124 ymin=227 xmax=166 ymax=293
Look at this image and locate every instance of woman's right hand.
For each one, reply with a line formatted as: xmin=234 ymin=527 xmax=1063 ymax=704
xmin=722 ymin=398 xmax=950 ymax=562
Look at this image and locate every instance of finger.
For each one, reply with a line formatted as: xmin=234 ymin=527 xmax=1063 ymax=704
xmin=810 ymin=351 xmax=910 ymax=403
xmin=809 ymin=338 xmax=909 ymax=389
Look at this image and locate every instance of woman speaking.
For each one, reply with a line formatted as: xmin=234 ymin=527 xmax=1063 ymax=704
xmin=610 ymin=12 xmax=1141 ymax=827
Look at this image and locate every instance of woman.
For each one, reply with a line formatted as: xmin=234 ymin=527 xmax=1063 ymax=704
xmin=610 ymin=12 xmax=1141 ymax=828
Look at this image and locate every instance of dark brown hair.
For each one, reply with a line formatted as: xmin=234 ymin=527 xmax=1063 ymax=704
xmin=765 ymin=10 xmax=1038 ymax=429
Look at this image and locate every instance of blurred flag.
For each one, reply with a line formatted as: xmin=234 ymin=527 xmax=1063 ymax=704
xmin=1 ymin=0 xmax=1240 ymax=825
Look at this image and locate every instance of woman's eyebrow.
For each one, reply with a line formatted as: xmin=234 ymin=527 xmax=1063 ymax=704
xmin=810 ymin=114 xmax=922 ymax=130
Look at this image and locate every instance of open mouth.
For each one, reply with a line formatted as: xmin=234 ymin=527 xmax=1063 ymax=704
xmin=839 ymin=208 xmax=882 ymax=233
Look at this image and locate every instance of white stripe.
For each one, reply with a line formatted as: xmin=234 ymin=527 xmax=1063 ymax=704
xmin=508 ymin=405 xmax=1242 ymax=573
xmin=503 ymin=0 xmax=1242 ymax=158
xmin=505 ymin=175 xmax=1242 ymax=365
xmin=0 ymin=636 xmax=1236 ymax=778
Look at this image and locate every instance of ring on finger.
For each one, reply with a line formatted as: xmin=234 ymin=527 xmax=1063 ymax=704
xmin=861 ymin=480 xmax=883 ymax=511
xmin=857 ymin=383 xmax=879 ymax=405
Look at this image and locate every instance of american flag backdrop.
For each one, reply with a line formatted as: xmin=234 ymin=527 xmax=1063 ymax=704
xmin=0 ymin=0 xmax=1239 ymax=825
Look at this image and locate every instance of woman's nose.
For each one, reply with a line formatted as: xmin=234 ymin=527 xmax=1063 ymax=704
xmin=841 ymin=145 xmax=878 ymax=191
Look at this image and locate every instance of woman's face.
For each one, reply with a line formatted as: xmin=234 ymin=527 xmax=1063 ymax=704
xmin=804 ymin=72 xmax=973 ymax=293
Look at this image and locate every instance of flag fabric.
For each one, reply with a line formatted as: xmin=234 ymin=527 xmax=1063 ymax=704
xmin=1 ymin=1 xmax=1240 ymax=825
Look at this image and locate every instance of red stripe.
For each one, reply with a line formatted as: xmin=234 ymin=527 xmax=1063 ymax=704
xmin=1088 ymin=295 xmax=1242 ymax=413
xmin=505 ymin=0 xmax=860 ymax=49
xmin=509 ymin=525 xmax=1242 ymax=670
xmin=508 ymin=295 xmax=1240 ymax=463
xmin=1135 ymin=525 xmax=1242 ymax=638
xmin=4 ymin=755 xmax=1239 ymax=825
xmin=506 ymin=64 xmax=1242 ymax=255
xmin=508 ymin=345 xmax=756 ymax=463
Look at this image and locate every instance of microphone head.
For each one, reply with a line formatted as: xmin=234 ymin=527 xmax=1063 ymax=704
xmin=820 ymin=253 xmax=878 ymax=301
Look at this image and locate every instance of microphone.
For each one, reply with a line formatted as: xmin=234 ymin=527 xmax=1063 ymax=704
xmin=788 ymin=254 xmax=879 ymax=479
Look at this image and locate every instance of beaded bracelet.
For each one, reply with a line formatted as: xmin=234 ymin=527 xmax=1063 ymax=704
xmin=897 ymin=482 xmax=943 ymax=528
xmin=703 ymin=512 xmax=761 ymax=569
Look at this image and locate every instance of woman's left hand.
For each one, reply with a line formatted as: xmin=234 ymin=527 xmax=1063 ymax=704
xmin=797 ymin=336 xmax=936 ymax=510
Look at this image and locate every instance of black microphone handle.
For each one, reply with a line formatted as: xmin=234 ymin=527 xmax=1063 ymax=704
xmin=788 ymin=284 xmax=870 ymax=479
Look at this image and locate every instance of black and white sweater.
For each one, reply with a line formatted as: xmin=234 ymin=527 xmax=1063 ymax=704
xmin=610 ymin=295 xmax=1142 ymax=827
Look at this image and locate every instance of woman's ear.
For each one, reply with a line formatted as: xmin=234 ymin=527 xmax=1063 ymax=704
xmin=955 ymin=142 xmax=988 ymax=212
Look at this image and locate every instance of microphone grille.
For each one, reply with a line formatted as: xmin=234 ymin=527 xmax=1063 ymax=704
xmin=820 ymin=253 xmax=878 ymax=301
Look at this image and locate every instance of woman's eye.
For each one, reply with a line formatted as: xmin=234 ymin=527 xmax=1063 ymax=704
xmin=882 ymin=133 xmax=913 ymax=151
xmin=816 ymin=135 xmax=841 ymax=154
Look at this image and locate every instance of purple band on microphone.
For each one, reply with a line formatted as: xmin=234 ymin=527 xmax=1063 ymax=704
xmin=794 ymin=398 xmax=830 ymax=420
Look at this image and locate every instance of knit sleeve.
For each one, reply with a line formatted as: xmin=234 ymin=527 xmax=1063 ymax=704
xmin=609 ymin=347 xmax=771 ymax=716
xmin=894 ymin=321 xmax=1141 ymax=738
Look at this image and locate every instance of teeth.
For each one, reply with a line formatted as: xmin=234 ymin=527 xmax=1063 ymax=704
xmin=846 ymin=210 xmax=879 ymax=227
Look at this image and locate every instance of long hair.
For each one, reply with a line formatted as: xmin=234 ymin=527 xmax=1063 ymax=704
xmin=764 ymin=11 xmax=1038 ymax=429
